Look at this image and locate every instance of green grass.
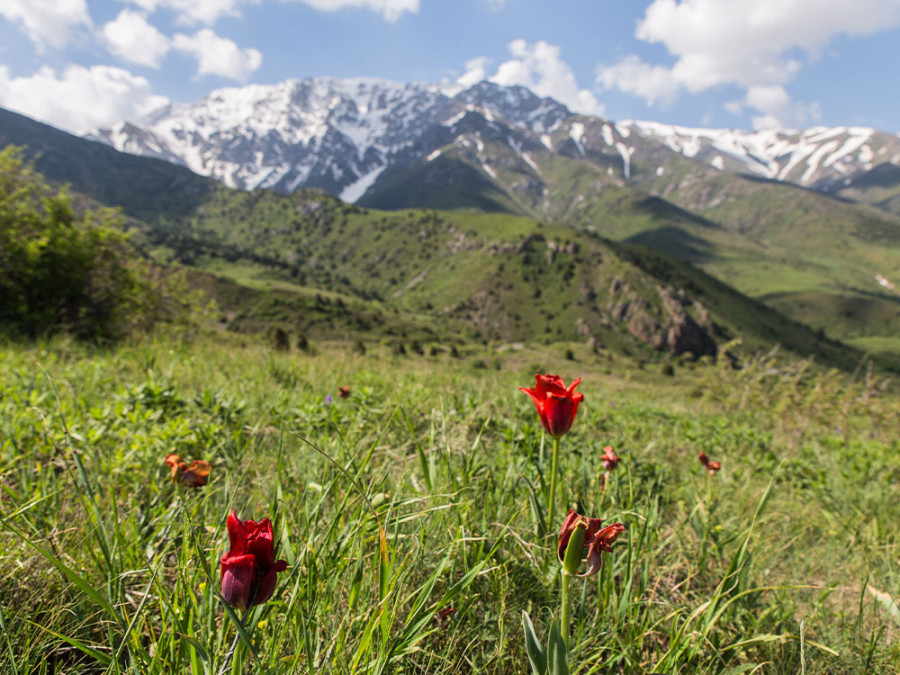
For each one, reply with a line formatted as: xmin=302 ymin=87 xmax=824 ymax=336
xmin=1 ymin=332 xmax=898 ymax=673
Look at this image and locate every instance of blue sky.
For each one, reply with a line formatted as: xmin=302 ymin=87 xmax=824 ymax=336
xmin=1 ymin=0 xmax=899 ymax=135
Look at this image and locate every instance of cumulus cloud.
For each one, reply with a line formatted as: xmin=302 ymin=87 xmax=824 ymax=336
xmin=0 ymin=0 xmax=91 ymax=51
xmin=596 ymin=0 xmax=900 ymax=127
xmin=172 ymin=29 xmax=262 ymax=81
xmin=0 ymin=64 xmax=169 ymax=133
xmin=291 ymin=0 xmax=419 ymax=22
xmin=101 ymin=10 xmax=170 ymax=68
xmin=456 ymin=57 xmax=490 ymax=89
xmin=744 ymin=85 xmax=822 ymax=131
xmin=459 ymin=40 xmax=604 ymax=116
xmin=595 ymin=55 xmax=681 ymax=107
xmin=123 ymin=0 xmax=253 ymax=26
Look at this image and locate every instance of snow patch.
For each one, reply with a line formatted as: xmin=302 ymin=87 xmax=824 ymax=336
xmin=876 ymin=274 xmax=896 ymax=291
xmin=615 ymin=142 xmax=634 ymax=178
xmin=601 ymin=124 xmax=614 ymax=146
xmin=569 ymin=122 xmax=585 ymax=156
xmin=340 ymin=164 xmax=385 ymax=203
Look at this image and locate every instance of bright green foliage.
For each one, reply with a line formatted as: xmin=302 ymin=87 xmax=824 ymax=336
xmin=0 ymin=335 xmax=898 ymax=673
xmin=0 ymin=147 xmax=186 ymax=339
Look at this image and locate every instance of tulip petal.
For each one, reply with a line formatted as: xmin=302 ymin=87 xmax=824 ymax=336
xmin=226 ymin=511 xmax=248 ymax=556
xmin=220 ymin=553 xmax=255 ymax=610
xmin=254 ymin=559 xmax=288 ymax=606
xmin=246 ymin=519 xmax=276 ymax=567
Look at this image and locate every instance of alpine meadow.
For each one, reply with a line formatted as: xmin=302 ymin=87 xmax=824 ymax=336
xmin=1 ymin=74 xmax=900 ymax=675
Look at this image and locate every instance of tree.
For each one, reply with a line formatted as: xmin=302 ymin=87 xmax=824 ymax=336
xmin=0 ymin=146 xmax=189 ymax=339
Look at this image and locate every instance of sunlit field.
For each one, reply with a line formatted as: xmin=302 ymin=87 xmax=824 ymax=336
xmin=1 ymin=333 xmax=898 ymax=674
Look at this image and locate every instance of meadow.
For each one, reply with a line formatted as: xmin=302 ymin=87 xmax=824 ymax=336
xmin=1 ymin=333 xmax=898 ymax=674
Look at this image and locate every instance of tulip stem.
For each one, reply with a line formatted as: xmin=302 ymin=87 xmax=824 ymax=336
xmin=560 ymin=568 xmax=572 ymax=652
xmin=547 ymin=436 xmax=561 ymax=532
xmin=217 ymin=608 xmax=251 ymax=675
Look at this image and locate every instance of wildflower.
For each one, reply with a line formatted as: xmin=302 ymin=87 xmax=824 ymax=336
xmin=601 ymin=445 xmax=621 ymax=471
xmin=338 ymin=386 xmax=351 ymax=399
xmin=519 ymin=374 xmax=584 ymax=438
xmin=698 ymin=451 xmax=721 ymax=475
xmin=164 ymin=453 xmax=211 ymax=488
xmin=324 ymin=393 xmax=333 ymax=405
xmin=220 ymin=511 xmax=287 ymax=611
xmin=557 ymin=509 xmax=626 ymax=577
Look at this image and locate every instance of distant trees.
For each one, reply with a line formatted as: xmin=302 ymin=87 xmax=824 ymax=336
xmin=0 ymin=147 xmax=194 ymax=340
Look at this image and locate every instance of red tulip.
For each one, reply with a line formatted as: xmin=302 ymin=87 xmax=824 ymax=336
xmin=220 ymin=511 xmax=287 ymax=610
xmin=698 ymin=451 xmax=721 ymax=475
xmin=557 ymin=509 xmax=626 ymax=577
xmin=519 ymin=374 xmax=584 ymax=438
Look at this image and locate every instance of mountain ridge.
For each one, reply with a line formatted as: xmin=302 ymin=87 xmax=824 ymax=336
xmin=84 ymin=77 xmax=900 ymax=206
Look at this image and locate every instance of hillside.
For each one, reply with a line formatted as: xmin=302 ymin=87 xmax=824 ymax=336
xmin=0 ymin=106 xmax=871 ymax=370
xmin=356 ymin=118 xmax=900 ymax=358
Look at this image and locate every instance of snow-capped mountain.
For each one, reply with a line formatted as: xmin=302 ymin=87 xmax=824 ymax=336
xmin=617 ymin=121 xmax=900 ymax=191
xmin=86 ymin=77 xmax=900 ymax=203
xmin=86 ymin=78 xmax=569 ymax=202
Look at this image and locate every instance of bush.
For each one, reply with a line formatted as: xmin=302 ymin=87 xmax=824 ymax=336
xmin=0 ymin=147 xmax=189 ymax=339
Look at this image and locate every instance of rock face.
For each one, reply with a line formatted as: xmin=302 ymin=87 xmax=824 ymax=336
xmin=607 ymin=279 xmax=718 ymax=357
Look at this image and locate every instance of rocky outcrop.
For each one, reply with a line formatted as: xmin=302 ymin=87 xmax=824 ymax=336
xmin=607 ymin=278 xmax=718 ymax=357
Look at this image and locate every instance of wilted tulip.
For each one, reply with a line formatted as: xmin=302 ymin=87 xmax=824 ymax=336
xmin=164 ymin=453 xmax=211 ymax=488
xmin=698 ymin=451 xmax=721 ymax=475
xmin=519 ymin=374 xmax=584 ymax=438
xmin=601 ymin=445 xmax=621 ymax=471
xmin=220 ymin=511 xmax=288 ymax=610
xmin=557 ymin=509 xmax=626 ymax=577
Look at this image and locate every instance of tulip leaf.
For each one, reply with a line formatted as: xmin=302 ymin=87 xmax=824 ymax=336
xmin=26 ymin=621 xmax=112 ymax=666
xmin=522 ymin=611 xmax=547 ymax=675
xmin=547 ymin=620 xmax=569 ymax=675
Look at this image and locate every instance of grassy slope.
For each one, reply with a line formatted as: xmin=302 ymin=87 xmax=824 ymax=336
xmin=161 ymin=184 xmax=871 ymax=368
xmin=1 ymin=334 xmax=897 ymax=673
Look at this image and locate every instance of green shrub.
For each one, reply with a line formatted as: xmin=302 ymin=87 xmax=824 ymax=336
xmin=0 ymin=147 xmax=188 ymax=339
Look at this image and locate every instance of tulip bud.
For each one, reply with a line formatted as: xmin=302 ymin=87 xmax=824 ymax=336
xmin=561 ymin=523 xmax=586 ymax=576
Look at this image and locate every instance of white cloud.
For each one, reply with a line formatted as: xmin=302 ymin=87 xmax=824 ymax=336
xmin=123 ymin=0 xmax=254 ymax=26
xmin=0 ymin=0 xmax=91 ymax=51
xmin=456 ymin=57 xmax=491 ymax=89
xmin=595 ymin=55 xmax=680 ymax=107
xmin=744 ymin=85 xmax=821 ymax=131
xmin=101 ymin=10 xmax=170 ymax=68
xmin=290 ymin=0 xmax=419 ymax=22
xmin=597 ymin=0 xmax=900 ymax=127
xmin=0 ymin=64 xmax=168 ymax=133
xmin=460 ymin=40 xmax=604 ymax=117
xmin=172 ymin=28 xmax=262 ymax=81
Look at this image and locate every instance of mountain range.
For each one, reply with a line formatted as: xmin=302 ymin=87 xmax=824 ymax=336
xmin=4 ymin=77 xmax=900 ymax=369
xmin=84 ymin=78 xmax=900 ymax=208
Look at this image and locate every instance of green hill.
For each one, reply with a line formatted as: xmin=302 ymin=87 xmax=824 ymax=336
xmin=0 ymin=106 xmax=877 ymax=370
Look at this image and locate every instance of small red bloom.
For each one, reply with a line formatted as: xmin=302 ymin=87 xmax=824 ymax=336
xmin=601 ymin=445 xmax=621 ymax=471
xmin=558 ymin=509 xmax=626 ymax=577
xmin=698 ymin=451 xmax=721 ymax=475
xmin=220 ymin=511 xmax=288 ymax=610
xmin=519 ymin=374 xmax=584 ymax=438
